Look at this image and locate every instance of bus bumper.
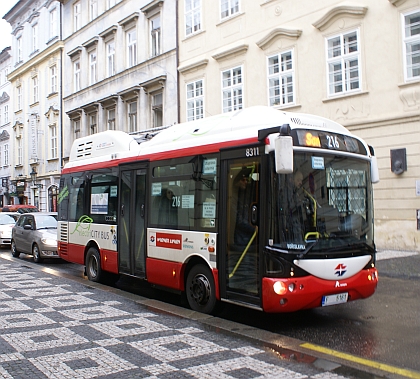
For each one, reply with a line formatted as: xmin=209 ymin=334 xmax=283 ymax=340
xmin=262 ymin=268 xmax=378 ymax=313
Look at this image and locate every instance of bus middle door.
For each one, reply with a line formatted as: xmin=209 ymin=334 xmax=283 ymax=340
xmin=118 ymin=165 xmax=148 ymax=278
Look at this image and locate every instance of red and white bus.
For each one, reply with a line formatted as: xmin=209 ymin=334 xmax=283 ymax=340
xmin=57 ymin=106 xmax=379 ymax=314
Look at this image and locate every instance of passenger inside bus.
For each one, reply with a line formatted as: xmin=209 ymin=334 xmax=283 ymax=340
xmin=157 ymin=187 xmax=178 ymax=226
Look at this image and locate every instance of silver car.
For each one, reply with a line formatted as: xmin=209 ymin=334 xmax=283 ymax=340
xmin=0 ymin=213 xmax=20 ymax=246
xmin=11 ymin=213 xmax=58 ymax=263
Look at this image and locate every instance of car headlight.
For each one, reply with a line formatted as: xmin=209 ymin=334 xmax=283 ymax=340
xmin=41 ymin=238 xmax=56 ymax=245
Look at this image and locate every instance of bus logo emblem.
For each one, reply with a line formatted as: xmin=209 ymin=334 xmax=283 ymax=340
xmin=335 ymin=263 xmax=347 ymax=277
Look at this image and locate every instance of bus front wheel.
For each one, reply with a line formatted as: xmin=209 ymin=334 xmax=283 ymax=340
xmin=186 ymin=264 xmax=216 ymax=314
xmin=86 ymin=247 xmax=102 ymax=283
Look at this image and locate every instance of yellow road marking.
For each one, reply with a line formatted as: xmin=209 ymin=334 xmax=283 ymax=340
xmin=301 ymin=343 xmax=420 ymax=379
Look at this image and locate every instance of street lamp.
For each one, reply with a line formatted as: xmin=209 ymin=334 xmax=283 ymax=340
xmin=30 ymin=167 xmax=37 ymax=184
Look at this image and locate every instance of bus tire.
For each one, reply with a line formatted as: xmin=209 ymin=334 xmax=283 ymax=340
xmin=86 ymin=247 xmax=102 ymax=283
xmin=186 ymin=264 xmax=216 ymax=314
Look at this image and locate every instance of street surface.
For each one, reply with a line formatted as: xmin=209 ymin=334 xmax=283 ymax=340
xmin=0 ymin=247 xmax=419 ymax=379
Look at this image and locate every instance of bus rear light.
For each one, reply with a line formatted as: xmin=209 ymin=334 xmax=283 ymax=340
xmin=288 ymin=283 xmax=296 ymax=292
xmin=279 ymin=298 xmax=288 ymax=305
xmin=273 ymin=281 xmax=287 ymax=295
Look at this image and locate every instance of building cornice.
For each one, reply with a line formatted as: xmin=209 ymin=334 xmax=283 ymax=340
xmin=178 ymin=59 xmax=209 ymax=74
xmin=313 ymin=5 xmax=368 ymax=31
xmin=212 ymin=44 xmax=248 ymax=61
xmin=256 ymin=28 xmax=302 ymax=50
xmin=388 ymin=0 xmax=408 ymax=6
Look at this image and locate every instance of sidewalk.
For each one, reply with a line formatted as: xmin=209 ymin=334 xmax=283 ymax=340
xmin=0 ymin=255 xmax=370 ymax=379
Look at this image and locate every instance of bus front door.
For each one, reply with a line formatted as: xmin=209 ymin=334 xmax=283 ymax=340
xmin=118 ymin=166 xmax=147 ymax=278
xmin=221 ymin=155 xmax=261 ymax=306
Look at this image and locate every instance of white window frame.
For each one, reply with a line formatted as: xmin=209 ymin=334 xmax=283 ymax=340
xmin=73 ymin=119 xmax=81 ymax=139
xmin=32 ymin=23 xmax=38 ymax=52
xmin=185 ymin=0 xmax=201 ymax=37
xmin=74 ymin=59 xmax=81 ymax=92
xmin=32 ymin=76 xmax=39 ymax=104
xmin=89 ymin=49 xmax=97 ymax=85
xmin=16 ymin=85 xmax=22 ymax=110
xmin=150 ymin=14 xmax=161 ymax=57
xmin=90 ymin=0 xmax=98 ymax=21
xmin=4 ymin=105 xmax=8 ymax=124
xmin=49 ymin=8 xmax=57 ymax=40
xmin=222 ymin=65 xmax=243 ymax=113
xmin=402 ymin=9 xmax=420 ymax=81
xmin=152 ymin=92 xmax=163 ymax=128
xmin=220 ymin=0 xmax=239 ymax=20
xmin=74 ymin=2 xmax=81 ymax=31
xmin=106 ymin=0 xmax=120 ymax=10
xmin=50 ymin=124 xmax=58 ymax=159
xmin=4 ymin=144 xmax=9 ymax=166
xmin=17 ymin=36 xmax=22 ymax=62
xmin=50 ymin=65 xmax=57 ymax=93
xmin=326 ymin=29 xmax=361 ymax=97
xmin=127 ymin=29 xmax=137 ymax=67
xmin=17 ymin=137 xmax=23 ymax=166
xmin=107 ymin=108 xmax=116 ymax=130
xmin=128 ymin=100 xmax=137 ymax=132
xmin=186 ymin=79 xmax=204 ymax=121
xmin=106 ymin=40 xmax=115 ymax=77
xmin=267 ymin=50 xmax=295 ymax=107
xmin=89 ymin=113 xmax=97 ymax=134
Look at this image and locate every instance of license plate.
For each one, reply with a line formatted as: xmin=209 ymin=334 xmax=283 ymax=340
xmin=322 ymin=292 xmax=348 ymax=306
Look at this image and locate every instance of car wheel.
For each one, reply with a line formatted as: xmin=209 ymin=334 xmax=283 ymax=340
xmin=33 ymin=244 xmax=43 ymax=263
xmin=11 ymin=240 xmax=20 ymax=258
xmin=86 ymin=247 xmax=102 ymax=282
xmin=186 ymin=264 xmax=217 ymax=314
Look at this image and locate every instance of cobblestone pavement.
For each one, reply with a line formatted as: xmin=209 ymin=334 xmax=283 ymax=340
xmin=0 ymin=257 xmax=353 ymax=379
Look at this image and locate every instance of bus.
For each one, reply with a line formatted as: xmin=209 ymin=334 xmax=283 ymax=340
xmin=57 ymin=106 xmax=379 ymax=314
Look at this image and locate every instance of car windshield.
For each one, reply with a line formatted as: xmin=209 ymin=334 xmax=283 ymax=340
xmin=0 ymin=214 xmax=17 ymax=225
xmin=35 ymin=215 xmax=58 ymax=229
xmin=269 ymin=152 xmax=374 ymax=254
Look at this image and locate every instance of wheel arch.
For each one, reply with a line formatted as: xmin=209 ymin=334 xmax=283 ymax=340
xmin=84 ymin=240 xmax=101 ymax=266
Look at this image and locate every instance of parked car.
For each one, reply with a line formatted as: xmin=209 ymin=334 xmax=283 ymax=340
xmin=11 ymin=213 xmax=58 ymax=263
xmin=0 ymin=212 xmax=20 ymax=246
xmin=1 ymin=205 xmax=39 ymax=213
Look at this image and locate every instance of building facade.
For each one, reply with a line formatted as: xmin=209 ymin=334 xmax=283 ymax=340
xmin=4 ymin=0 xmax=63 ymax=212
xmin=177 ymin=0 xmax=420 ymax=251
xmin=0 ymin=47 xmax=13 ymax=208
xmin=61 ymin=0 xmax=178 ymax=164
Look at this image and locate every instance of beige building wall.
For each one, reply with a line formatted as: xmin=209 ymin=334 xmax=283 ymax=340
xmin=178 ymin=0 xmax=420 ymax=251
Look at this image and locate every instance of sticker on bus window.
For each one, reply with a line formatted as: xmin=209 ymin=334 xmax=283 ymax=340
xmin=203 ymin=159 xmax=217 ymax=175
xmin=91 ymin=193 xmax=108 ymax=214
xmin=152 ymin=183 xmax=162 ymax=196
xmin=311 ymin=156 xmax=325 ymax=170
xmin=110 ymin=186 xmax=118 ymax=197
xmin=182 ymin=195 xmax=194 ymax=208
xmin=203 ymin=202 xmax=216 ymax=218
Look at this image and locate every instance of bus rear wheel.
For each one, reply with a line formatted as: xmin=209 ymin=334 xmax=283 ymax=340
xmin=186 ymin=264 xmax=216 ymax=314
xmin=86 ymin=247 xmax=102 ymax=282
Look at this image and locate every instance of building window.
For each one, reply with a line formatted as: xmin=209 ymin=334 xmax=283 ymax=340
xmin=221 ymin=0 xmax=239 ymax=19
xmin=50 ymin=124 xmax=57 ymax=159
xmin=50 ymin=65 xmax=57 ymax=93
xmin=268 ymin=50 xmax=294 ymax=107
xmin=222 ymin=66 xmax=243 ymax=113
xmin=16 ymin=85 xmax=22 ymax=110
xmin=4 ymin=105 xmax=8 ymax=124
xmin=73 ymin=119 xmax=81 ymax=139
xmin=74 ymin=60 xmax=81 ymax=92
xmin=4 ymin=144 xmax=8 ymax=166
xmin=74 ymin=2 xmax=81 ymax=31
xmin=17 ymin=138 xmax=23 ymax=166
xmin=151 ymin=14 xmax=161 ymax=57
xmin=89 ymin=113 xmax=97 ymax=134
xmin=128 ymin=101 xmax=137 ymax=132
xmin=403 ymin=10 xmax=420 ymax=80
xmin=107 ymin=108 xmax=116 ymax=130
xmin=32 ymin=76 xmax=39 ymax=104
xmin=90 ymin=0 xmax=98 ymax=21
xmin=49 ymin=8 xmax=57 ymax=39
xmin=326 ymin=30 xmax=360 ymax=96
xmin=89 ymin=50 xmax=97 ymax=85
xmin=32 ymin=24 xmax=38 ymax=52
xmin=152 ymin=92 xmax=163 ymax=127
xmin=186 ymin=79 xmax=204 ymax=121
xmin=185 ymin=0 xmax=201 ymax=36
xmin=107 ymin=0 xmax=121 ymax=10
xmin=17 ymin=36 xmax=22 ymax=62
xmin=127 ymin=29 xmax=137 ymax=67
xmin=106 ymin=40 xmax=115 ymax=77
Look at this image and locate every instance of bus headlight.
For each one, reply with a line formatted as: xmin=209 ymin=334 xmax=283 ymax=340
xmin=273 ymin=281 xmax=287 ymax=295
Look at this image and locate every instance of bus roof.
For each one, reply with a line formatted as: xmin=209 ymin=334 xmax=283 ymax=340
xmin=65 ymin=106 xmax=359 ymax=171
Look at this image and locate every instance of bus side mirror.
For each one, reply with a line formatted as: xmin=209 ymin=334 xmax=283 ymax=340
xmin=275 ymin=135 xmax=293 ymax=174
xmin=371 ymin=156 xmax=380 ymax=183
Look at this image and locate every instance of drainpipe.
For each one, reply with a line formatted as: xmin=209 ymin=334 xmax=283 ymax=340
xmin=176 ymin=0 xmax=180 ymax=124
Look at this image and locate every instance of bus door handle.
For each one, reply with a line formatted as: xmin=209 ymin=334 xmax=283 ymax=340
xmin=121 ymin=204 xmax=125 ymax=216
xmin=251 ymin=205 xmax=258 ymax=225
xmin=141 ymin=204 xmax=145 ymax=218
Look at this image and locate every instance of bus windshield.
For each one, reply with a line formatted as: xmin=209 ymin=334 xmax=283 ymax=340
xmin=269 ymin=152 xmax=374 ymax=254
